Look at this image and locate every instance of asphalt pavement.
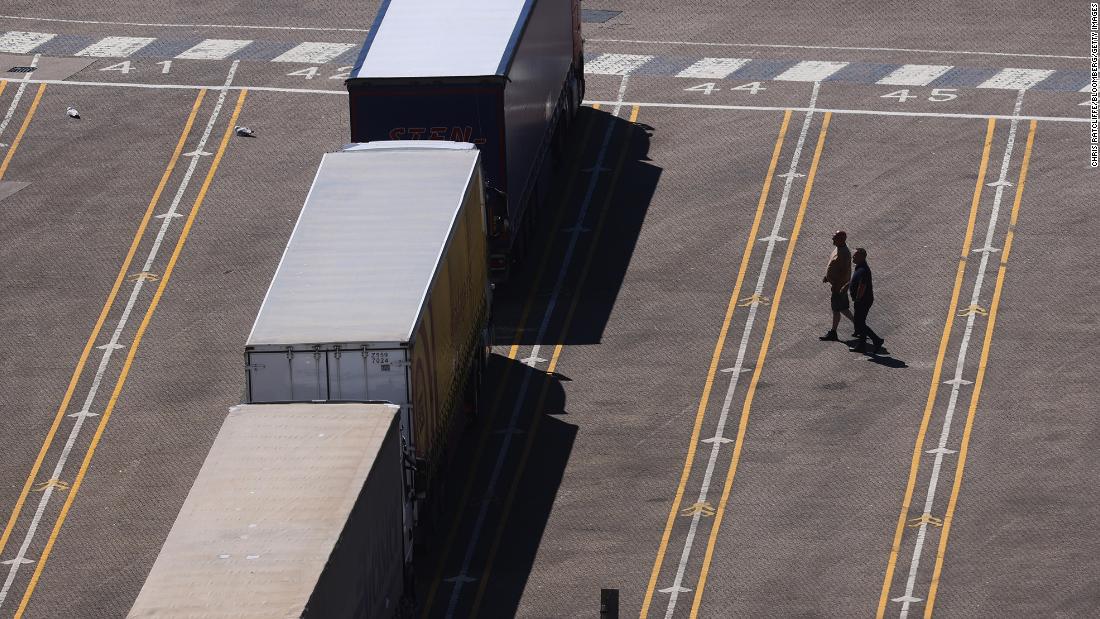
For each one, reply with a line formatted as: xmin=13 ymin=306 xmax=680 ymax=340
xmin=0 ymin=1 xmax=1095 ymax=617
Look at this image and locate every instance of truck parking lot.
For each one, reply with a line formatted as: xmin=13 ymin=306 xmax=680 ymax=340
xmin=0 ymin=0 xmax=1096 ymax=617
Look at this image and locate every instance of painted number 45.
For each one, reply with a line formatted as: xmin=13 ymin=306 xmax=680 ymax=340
xmin=881 ymin=88 xmax=958 ymax=102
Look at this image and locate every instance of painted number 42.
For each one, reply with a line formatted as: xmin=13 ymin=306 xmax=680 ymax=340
xmin=881 ymin=88 xmax=958 ymax=102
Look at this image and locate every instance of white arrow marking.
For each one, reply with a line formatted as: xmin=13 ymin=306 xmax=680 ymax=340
xmin=66 ymin=409 xmax=99 ymax=419
xmin=701 ymin=436 xmax=732 ymax=444
xmin=154 ymin=212 xmax=183 ymax=219
xmin=942 ymin=378 xmax=973 ymax=386
xmin=663 ymin=82 xmax=823 ymax=619
xmin=0 ymin=558 xmax=32 ymax=566
xmin=719 ymin=367 xmax=752 ymax=373
xmin=892 ymin=594 xmax=923 ymax=604
xmin=757 ymin=234 xmax=788 ymax=243
xmin=894 ymin=89 xmax=1026 ymax=619
xmin=182 ymin=148 xmax=212 ymax=157
xmin=520 ymin=355 xmax=546 ymax=366
xmin=444 ymin=75 xmax=633 ymax=619
xmin=971 ymin=244 xmax=1001 ymax=254
xmin=444 ymin=574 xmax=476 ymax=584
xmin=659 ymin=585 xmax=692 ymax=594
xmin=986 ymin=179 xmax=1013 ymax=187
xmin=925 ymin=447 xmax=957 ymax=455
xmin=776 ymin=171 xmax=805 ymax=179
xmin=0 ymin=61 xmax=243 ymax=610
xmin=95 ymin=343 xmax=124 ymax=350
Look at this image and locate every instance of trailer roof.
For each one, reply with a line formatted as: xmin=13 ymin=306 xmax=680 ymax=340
xmin=352 ymin=0 xmax=535 ymax=78
xmin=246 ymin=141 xmax=480 ymax=347
xmin=128 ymin=403 xmax=400 ymax=618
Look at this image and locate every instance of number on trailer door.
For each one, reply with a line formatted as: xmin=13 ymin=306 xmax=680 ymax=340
xmin=365 ymin=350 xmax=409 ymax=405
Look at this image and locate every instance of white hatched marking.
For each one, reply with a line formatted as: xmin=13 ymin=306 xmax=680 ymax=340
xmin=976 ymin=68 xmax=1055 ymax=90
xmin=0 ymin=31 xmax=54 ymax=54
xmin=584 ymin=53 xmax=654 ymax=75
xmin=772 ymin=60 xmax=849 ymax=82
xmin=271 ymin=42 xmax=356 ymax=64
xmin=675 ymin=57 xmax=750 ymax=79
xmin=877 ymin=64 xmax=953 ymax=86
xmin=75 ymin=36 xmax=155 ymax=57
xmin=175 ymin=38 xmax=251 ymax=60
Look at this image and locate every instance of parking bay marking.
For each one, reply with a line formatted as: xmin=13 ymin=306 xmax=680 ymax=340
xmin=690 ymin=111 xmax=833 ymax=618
xmin=0 ymin=89 xmax=206 ymax=565
xmin=661 ymin=82 xmax=824 ymax=619
xmin=638 ymin=106 xmax=794 ymax=617
xmin=874 ymin=116 xmax=996 ymax=619
xmin=419 ymin=108 xmax=602 ymax=617
xmin=0 ymin=83 xmax=44 ymax=181
xmin=468 ymin=105 xmax=642 ymax=616
xmin=0 ymin=62 xmax=241 ymax=611
xmin=923 ymin=120 xmax=1037 ymax=619
xmin=0 ymin=53 xmax=41 ymax=150
xmin=441 ymin=77 xmax=633 ymax=618
xmin=893 ymin=90 xmax=1026 ymax=619
xmin=12 ymin=87 xmax=248 ymax=619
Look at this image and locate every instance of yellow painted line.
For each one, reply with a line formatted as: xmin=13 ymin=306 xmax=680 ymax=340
xmin=468 ymin=105 xmax=640 ymax=617
xmin=0 ymin=83 xmax=45 ymax=180
xmin=0 ymin=80 xmax=8 ymax=98
xmin=922 ymin=119 xmax=1036 ymax=618
xmin=639 ymin=108 xmax=793 ymax=617
xmin=422 ymin=107 xmax=600 ymax=617
xmin=874 ymin=117 xmax=996 ymax=618
xmin=0 ymin=89 xmax=207 ymax=559
xmin=12 ymin=90 xmax=246 ymax=618
xmin=689 ymin=112 xmax=832 ymax=616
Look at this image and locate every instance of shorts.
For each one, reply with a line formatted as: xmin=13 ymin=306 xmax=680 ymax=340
xmin=830 ymin=290 xmax=850 ymax=312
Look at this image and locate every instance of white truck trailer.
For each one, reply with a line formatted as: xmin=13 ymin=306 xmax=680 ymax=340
xmin=244 ymin=141 xmax=492 ymax=541
xmin=128 ymin=403 xmax=405 ymax=618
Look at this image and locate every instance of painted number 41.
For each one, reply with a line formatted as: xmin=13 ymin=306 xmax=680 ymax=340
xmin=881 ymin=88 xmax=958 ymax=102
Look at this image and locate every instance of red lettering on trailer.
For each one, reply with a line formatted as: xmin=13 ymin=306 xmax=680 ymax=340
xmin=387 ymin=126 xmax=487 ymax=145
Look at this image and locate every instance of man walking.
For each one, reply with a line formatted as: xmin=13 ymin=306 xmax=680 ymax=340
xmin=820 ymin=230 xmax=853 ymax=341
xmin=850 ymin=247 xmax=885 ymax=354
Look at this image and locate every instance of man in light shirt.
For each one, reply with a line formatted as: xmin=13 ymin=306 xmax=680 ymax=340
xmin=820 ymin=230 xmax=854 ymax=341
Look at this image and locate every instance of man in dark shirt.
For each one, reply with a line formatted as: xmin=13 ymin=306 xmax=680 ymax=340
xmin=850 ymin=248 xmax=885 ymax=354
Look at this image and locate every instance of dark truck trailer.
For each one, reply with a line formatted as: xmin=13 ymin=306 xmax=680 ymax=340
xmin=346 ymin=0 xmax=584 ymax=280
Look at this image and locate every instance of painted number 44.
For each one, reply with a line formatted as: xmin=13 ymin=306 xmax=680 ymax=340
xmin=881 ymin=88 xmax=958 ymax=102
xmin=684 ymin=82 xmax=766 ymax=95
